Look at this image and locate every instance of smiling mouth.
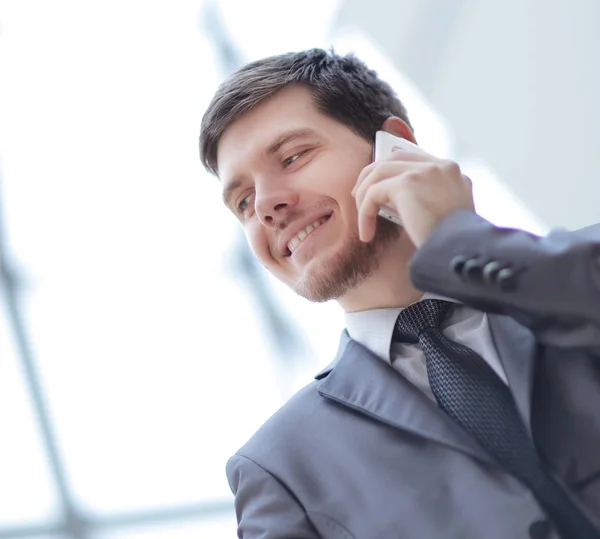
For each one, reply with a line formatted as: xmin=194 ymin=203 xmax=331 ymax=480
xmin=285 ymin=214 xmax=332 ymax=256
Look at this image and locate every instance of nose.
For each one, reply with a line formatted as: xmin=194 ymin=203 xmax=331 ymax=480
xmin=255 ymin=185 xmax=300 ymax=228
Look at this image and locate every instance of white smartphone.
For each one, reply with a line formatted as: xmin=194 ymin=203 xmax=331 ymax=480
xmin=373 ymin=130 xmax=412 ymax=226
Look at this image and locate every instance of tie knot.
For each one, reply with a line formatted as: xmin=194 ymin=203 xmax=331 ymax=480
xmin=393 ymin=299 xmax=453 ymax=343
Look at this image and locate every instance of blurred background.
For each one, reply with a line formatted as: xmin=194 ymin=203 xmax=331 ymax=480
xmin=0 ymin=0 xmax=598 ymax=537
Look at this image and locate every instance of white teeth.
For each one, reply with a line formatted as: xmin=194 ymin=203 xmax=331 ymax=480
xmin=287 ymin=216 xmax=329 ymax=253
xmin=288 ymin=237 xmax=300 ymax=252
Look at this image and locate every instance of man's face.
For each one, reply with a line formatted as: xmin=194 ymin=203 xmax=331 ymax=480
xmin=217 ymin=85 xmax=399 ymax=302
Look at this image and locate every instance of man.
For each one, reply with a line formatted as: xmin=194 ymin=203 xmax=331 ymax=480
xmin=199 ymin=49 xmax=600 ymax=538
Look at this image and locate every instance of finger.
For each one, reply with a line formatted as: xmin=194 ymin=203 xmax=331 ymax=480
xmin=354 ymin=161 xmax=427 ymax=212
xmin=353 ymin=146 xmax=436 ymax=196
xmin=354 ymin=166 xmax=386 ymax=213
xmin=359 ymin=212 xmax=378 ymax=243
xmin=357 ymin=178 xmax=398 ymax=242
xmin=354 ymin=161 xmax=406 ymax=209
xmin=352 ymin=161 xmax=377 ymax=196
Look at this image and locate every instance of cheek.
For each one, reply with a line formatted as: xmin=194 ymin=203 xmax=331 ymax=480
xmin=327 ymin=153 xmax=370 ymax=197
xmin=245 ymin=224 xmax=274 ymax=266
xmin=331 ymin=169 xmax=363 ymax=220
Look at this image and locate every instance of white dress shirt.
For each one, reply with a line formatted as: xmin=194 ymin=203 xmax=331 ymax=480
xmin=345 ymin=293 xmax=509 ymax=401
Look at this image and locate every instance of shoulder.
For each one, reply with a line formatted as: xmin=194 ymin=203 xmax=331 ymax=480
xmin=234 ymin=379 xmax=325 ymax=461
xmin=230 ymin=332 xmax=354 ymax=475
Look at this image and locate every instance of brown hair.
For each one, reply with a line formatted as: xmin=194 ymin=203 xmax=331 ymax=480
xmin=199 ymin=48 xmax=413 ymax=176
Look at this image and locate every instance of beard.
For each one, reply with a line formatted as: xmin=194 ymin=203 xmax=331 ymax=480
xmin=294 ymin=216 xmax=401 ymax=302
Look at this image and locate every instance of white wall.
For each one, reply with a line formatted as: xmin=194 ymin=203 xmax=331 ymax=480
xmin=336 ymin=0 xmax=600 ymax=229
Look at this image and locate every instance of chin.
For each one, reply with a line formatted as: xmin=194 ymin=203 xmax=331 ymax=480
xmin=293 ymin=247 xmax=370 ymax=303
xmin=293 ymin=218 xmax=401 ymax=303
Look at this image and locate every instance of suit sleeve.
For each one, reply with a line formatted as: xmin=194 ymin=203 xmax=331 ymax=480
xmin=410 ymin=210 xmax=600 ymax=350
xmin=226 ymin=454 xmax=321 ymax=539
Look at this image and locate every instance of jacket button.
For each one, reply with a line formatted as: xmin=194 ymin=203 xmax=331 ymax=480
xmin=463 ymin=258 xmax=484 ymax=282
xmin=497 ymin=267 xmax=518 ymax=291
xmin=529 ymin=520 xmax=550 ymax=539
xmin=482 ymin=260 xmax=504 ymax=284
xmin=450 ymin=255 xmax=470 ymax=276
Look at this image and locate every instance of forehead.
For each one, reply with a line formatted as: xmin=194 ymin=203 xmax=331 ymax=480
xmin=217 ymin=85 xmax=331 ymax=180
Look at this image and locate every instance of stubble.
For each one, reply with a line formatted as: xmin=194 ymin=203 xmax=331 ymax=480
xmin=295 ymin=217 xmax=401 ymax=302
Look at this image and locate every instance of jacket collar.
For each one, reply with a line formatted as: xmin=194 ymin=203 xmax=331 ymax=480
xmin=487 ymin=314 xmax=537 ymax=434
xmin=316 ymin=331 xmax=494 ymax=464
xmin=315 ymin=316 xmax=537 ymax=462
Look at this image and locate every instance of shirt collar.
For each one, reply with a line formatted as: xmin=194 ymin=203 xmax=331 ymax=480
xmin=344 ymin=292 xmax=457 ymax=365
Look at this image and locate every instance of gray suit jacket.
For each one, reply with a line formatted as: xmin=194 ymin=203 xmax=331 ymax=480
xmin=227 ymin=211 xmax=600 ymax=539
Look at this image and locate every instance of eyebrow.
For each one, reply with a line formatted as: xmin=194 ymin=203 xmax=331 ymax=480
xmin=222 ymin=178 xmax=243 ymax=208
xmin=265 ymin=128 xmax=317 ymax=156
xmin=221 ymin=128 xmax=318 ymax=208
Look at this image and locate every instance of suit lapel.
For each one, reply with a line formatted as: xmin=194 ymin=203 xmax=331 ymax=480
xmin=316 ymin=332 xmax=494 ymax=465
xmin=487 ymin=314 xmax=537 ymax=434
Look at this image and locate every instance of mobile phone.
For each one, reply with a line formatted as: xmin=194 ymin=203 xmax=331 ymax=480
xmin=373 ymin=131 xmax=411 ymax=226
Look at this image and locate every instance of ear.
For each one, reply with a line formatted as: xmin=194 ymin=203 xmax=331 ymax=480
xmin=380 ymin=117 xmax=417 ymax=144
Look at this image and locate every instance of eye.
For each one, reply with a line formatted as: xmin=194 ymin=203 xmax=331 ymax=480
xmin=237 ymin=192 xmax=255 ymax=215
xmin=282 ymin=150 xmax=307 ymax=168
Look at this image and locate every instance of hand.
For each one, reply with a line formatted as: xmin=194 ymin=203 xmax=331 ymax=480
xmin=352 ymin=141 xmax=475 ymax=248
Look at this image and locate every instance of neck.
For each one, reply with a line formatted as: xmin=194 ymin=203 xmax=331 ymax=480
xmin=338 ymin=238 xmax=423 ymax=312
